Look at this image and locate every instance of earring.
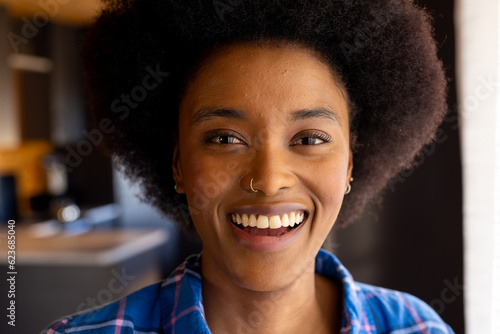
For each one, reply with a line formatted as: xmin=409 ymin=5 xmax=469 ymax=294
xmin=174 ymin=184 xmax=181 ymax=194
xmin=250 ymin=178 xmax=258 ymax=193
xmin=345 ymin=177 xmax=354 ymax=195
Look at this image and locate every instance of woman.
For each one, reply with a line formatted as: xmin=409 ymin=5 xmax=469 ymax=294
xmin=44 ymin=0 xmax=453 ymax=332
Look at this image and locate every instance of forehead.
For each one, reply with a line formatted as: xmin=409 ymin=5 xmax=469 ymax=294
xmin=179 ymin=43 xmax=349 ymax=122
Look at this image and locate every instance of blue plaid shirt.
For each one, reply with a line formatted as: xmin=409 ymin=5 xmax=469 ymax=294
xmin=42 ymin=249 xmax=454 ymax=333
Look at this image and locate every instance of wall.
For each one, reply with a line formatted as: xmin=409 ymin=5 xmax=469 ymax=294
xmin=331 ymin=0 xmax=464 ymax=331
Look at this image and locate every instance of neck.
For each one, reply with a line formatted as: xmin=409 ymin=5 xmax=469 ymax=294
xmin=201 ymin=254 xmax=342 ymax=334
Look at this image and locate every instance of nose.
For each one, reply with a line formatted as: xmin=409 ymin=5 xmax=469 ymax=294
xmin=243 ymin=146 xmax=296 ymax=196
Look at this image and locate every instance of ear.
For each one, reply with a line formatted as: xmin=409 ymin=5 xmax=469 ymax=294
xmin=172 ymin=145 xmax=185 ymax=193
xmin=347 ymin=149 xmax=353 ymax=180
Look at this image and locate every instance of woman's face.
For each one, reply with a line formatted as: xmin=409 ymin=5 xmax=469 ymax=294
xmin=174 ymin=43 xmax=352 ymax=291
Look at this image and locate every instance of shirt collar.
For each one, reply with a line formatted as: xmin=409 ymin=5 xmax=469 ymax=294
xmin=315 ymin=248 xmax=366 ymax=333
xmin=162 ymin=249 xmax=362 ymax=333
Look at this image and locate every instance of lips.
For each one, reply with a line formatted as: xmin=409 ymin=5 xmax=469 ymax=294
xmin=226 ymin=206 xmax=308 ymax=252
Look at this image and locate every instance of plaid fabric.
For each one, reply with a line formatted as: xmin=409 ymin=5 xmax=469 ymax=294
xmin=42 ymin=249 xmax=454 ymax=333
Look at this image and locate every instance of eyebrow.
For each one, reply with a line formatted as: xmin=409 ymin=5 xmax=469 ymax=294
xmin=191 ymin=107 xmax=246 ymax=124
xmin=191 ymin=106 xmax=341 ymax=125
xmin=289 ymin=107 xmax=341 ymax=125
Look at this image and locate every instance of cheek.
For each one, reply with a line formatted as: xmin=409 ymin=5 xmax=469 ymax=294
xmin=181 ymin=153 xmax=242 ymax=216
xmin=310 ymin=159 xmax=348 ymax=221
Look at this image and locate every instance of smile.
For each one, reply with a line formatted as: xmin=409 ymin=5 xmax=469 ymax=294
xmin=226 ymin=207 xmax=308 ymax=252
xmin=230 ymin=211 xmax=305 ymax=229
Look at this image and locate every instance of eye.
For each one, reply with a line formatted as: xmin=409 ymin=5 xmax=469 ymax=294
xmin=214 ymin=135 xmax=243 ymax=144
xmin=290 ymin=131 xmax=331 ymax=146
xmin=204 ymin=130 xmax=245 ymax=145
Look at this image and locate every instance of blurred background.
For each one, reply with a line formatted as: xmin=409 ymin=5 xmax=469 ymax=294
xmin=0 ymin=0 xmax=498 ymax=333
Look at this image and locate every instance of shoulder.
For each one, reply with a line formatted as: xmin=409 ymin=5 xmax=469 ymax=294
xmin=40 ymin=282 xmax=164 ymax=334
xmin=40 ymin=254 xmax=205 ymax=334
xmin=354 ymin=282 xmax=455 ymax=333
xmin=315 ymin=249 xmax=454 ymax=333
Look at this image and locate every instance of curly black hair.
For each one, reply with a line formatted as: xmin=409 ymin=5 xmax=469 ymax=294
xmin=81 ymin=0 xmax=447 ymax=231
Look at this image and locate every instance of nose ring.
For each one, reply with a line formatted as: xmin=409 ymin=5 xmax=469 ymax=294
xmin=250 ymin=178 xmax=258 ymax=193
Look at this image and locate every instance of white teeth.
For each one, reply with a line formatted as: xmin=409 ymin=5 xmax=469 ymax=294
xmin=231 ymin=211 xmax=305 ymax=229
xmin=249 ymin=214 xmax=257 ymax=227
xmin=289 ymin=212 xmax=296 ymax=227
xmin=269 ymin=215 xmax=281 ymax=229
xmin=257 ymin=215 xmax=269 ymax=228
xmin=242 ymin=214 xmax=249 ymax=227
xmin=281 ymin=214 xmax=289 ymax=227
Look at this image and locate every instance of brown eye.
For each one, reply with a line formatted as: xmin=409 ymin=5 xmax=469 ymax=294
xmin=213 ymin=135 xmax=243 ymax=144
xmin=290 ymin=132 xmax=331 ymax=146
xmin=204 ymin=130 xmax=245 ymax=145
xmin=292 ymin=137 xmax=324 ymax=145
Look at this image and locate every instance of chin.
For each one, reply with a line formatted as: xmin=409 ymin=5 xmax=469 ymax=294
xmin=224 ymin=249 xmax=312 ymax=293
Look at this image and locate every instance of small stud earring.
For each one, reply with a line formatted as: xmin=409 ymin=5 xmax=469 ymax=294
xmin=345 ymin=177 xmax=354 ymax=195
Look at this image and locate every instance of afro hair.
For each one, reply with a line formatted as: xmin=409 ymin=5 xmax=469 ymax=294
xmin=81 ymin=0 xmax=447 ymax=231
